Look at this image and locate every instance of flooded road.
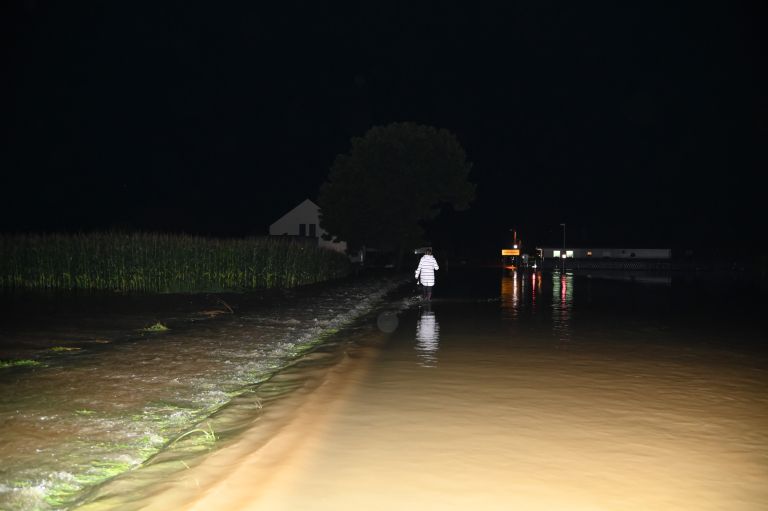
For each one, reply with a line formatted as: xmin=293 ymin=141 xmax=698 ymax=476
xmin=3 ymin=269 xmax=768 ymax=510
xmin=102 ymin=269 xmax=768 ymax=511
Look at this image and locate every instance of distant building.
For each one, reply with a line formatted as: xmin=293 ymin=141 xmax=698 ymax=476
xmin=537 ymin=248 xmax=671 ymax=260
xmin=269 ymin=199 xmax=347 ymax=254
xmin=535 ymin=247 xmax=672 ymax=270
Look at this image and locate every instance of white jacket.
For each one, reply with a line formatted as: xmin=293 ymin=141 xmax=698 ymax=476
xmin=415 ymin=255 xmax=439 ymax=286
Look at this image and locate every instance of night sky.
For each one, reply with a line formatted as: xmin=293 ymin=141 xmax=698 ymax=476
xmin=2 ymin=1 xmax=765 ymax=252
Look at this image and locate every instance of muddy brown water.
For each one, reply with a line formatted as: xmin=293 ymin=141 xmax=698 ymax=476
xmin=3 ymin=269 xmax=768 ymax=510
xmin=229 ymin=270 xmax=768 ymax=511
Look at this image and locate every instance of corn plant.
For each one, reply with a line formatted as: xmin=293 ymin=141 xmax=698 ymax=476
xmin=0 ymin=233 xmax=351 ymax=293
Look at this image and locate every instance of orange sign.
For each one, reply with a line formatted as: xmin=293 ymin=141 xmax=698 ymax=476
xmin=501 ymin=249 xmax=520 ymax=256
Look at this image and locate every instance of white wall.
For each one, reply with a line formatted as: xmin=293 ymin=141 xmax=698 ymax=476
xmin=269 ymin=199 xmax=319 ymax=236
xmin=269 ymin=199 xmax=347 ymax=254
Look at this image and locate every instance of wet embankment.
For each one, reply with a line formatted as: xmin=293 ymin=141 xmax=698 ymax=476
xmin=0 ymin=273 xmax=408 ymax=510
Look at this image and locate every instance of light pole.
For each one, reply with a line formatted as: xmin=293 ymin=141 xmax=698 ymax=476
xmin=560 ymin=223 xmax=566 ymax=272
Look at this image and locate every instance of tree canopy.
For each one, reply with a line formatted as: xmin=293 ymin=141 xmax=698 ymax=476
xmin=318 ymin=122 xmax=475 ymax=255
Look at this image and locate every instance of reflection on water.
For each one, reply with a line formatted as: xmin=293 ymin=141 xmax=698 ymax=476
xmin=501 ymin=270 xmax=541 ymax=319
xmin=502 ymin=270 xmax=575 ymax=341
xmin=552 ymin=271 xmax=573 ymax=346
xmin=414 ymin=306 xmax=439 ymax=367
xmin=499 ymin=270 xmax=544 ymax=319
xmin=500 ymin=270 xmax=520 ymax=319
xmin=530 ymin=270 xmax=541 ymax=313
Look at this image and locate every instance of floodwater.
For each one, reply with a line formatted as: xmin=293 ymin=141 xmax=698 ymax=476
xmin=4 ymin=269 xmax=768 ymax=510
xmin=0 ymin=275 xmax=405 ymax=510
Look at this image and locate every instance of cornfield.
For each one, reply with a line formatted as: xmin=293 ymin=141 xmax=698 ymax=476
xmin=0 ymin=233 xmax=351 ymax=292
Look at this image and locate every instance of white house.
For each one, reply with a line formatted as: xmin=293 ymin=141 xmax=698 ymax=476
xmin=269 ymin=199 xmax=347 ymax=254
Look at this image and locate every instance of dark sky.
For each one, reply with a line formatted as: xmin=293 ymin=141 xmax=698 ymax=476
xmin=2 ymin=1 xmax=765 ymax=251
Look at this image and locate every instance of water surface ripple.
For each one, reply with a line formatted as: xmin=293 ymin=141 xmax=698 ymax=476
xmin=0 ymin=275 xmax=405 ymax=510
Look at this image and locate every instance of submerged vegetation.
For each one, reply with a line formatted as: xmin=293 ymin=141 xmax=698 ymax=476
xmin=0 ymin=232 xmax=351 ymax=293
xmin=169 ymin=422 xmax=217 ymax=448
xmin=0 ymin=359 xmax=42 ymax=369
xmin=141 ymin=322 xmax=170 ymax=332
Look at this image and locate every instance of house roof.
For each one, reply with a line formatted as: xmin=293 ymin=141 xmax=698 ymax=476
xmin=270 ymin=198 xmax=319 ymax=229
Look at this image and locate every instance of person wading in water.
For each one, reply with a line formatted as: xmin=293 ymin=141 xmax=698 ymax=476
xmin=415 ymin=248 xmax=439 ymax=301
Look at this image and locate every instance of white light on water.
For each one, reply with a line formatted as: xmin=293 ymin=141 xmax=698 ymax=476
xmin=415 ymin=309 xmax=439 ymax=367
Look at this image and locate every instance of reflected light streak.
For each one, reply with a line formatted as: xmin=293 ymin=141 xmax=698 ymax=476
xmin=500 ymin=271 xmax=520 ymax=319
xmin=552 ymin=272 xmax=574 ymax=346
xmin=530 ymin=271 xmax=538 ymax=312
xmin=415 ymin=307 xmax=440 ymax=367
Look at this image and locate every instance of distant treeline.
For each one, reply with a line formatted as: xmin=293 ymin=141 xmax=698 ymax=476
xmin=0 ymin=233 xmax=351 ymax=293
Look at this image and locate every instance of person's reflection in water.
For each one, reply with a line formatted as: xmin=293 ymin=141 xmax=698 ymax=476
xmin=415 ymin=304 xmax=440 ymax=368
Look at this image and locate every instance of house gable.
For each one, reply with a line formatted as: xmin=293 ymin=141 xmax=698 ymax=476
xmin=269 ymin=199 xmax=320 ymax=236
xmin=269 ymin=198 xmax=348 ymax=254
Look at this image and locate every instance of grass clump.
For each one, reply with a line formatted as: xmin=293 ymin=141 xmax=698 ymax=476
xmin=0 ymin=359 xmax=42 ymax=369
xmin=42 ymin=459 xmax=134 ymax=509
xmin=141 ymin=322 xmax=170 ymax=332
xmin=169 ymin=422 xmax=217 ymax=448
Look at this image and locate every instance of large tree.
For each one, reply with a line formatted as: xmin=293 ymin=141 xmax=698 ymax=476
xmin=318 ymin=122 xmax=475 ymax=260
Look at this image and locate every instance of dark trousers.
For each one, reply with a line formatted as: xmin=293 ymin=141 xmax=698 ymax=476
xmin=421 ymin=285 xmax=433 ymax=300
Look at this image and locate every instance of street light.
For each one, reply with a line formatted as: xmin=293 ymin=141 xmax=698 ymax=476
xmin=559 ymin=223 xmax=566 ymax=272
